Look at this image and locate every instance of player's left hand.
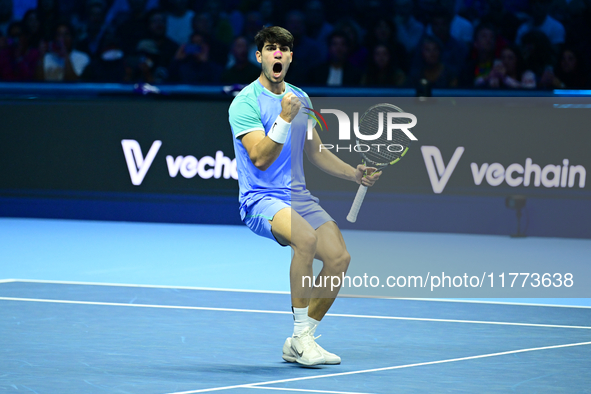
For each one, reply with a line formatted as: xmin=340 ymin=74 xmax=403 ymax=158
xmin=355 ymin=164 xmax=381 ymax=187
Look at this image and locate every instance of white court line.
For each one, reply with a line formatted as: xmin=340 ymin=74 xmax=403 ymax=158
xmin=8 ymin=279 xmax=591 ymax=309
xmin=7 ymin=279 xmax=290 ymax=295
xmin=350 ymin=296 xmax=591 ymax=310
xmin=247 ymin=387 xmax=373 ymax=394
xmin=0 ymin=297 xmax=292 ymax=316
xmin=167 ymin=341 xmax=591 ymax=394
xmin=0 ymin=296 xmax=590 ymax=330
xmin=323 ymin=312 xmax=591 ymax=330
xmin=0 ymin=279 xmax=15 ymax=284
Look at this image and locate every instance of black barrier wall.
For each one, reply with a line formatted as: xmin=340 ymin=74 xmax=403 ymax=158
xmin=1 ymin=96 xmax=590 ymax=238
xmin=0 ymin=99 xmax=237 ymax=194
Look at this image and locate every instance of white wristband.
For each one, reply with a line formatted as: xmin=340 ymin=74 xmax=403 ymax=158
xmin=267 ymin=115 xmax=291 ymax=144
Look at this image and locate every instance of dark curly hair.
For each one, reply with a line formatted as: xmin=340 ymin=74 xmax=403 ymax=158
xmin=254 ymin=26 xmax=293 ymax=52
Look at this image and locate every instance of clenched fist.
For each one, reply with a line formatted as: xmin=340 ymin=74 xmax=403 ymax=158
xmin=279 ymin=92 xmax=301 ymax=123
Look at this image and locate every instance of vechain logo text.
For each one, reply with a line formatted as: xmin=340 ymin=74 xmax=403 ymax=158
xmin=121 ymin=139 xmax=237 ymax=186
xmin=166 ymin=151 xmax=237 ymax=180
xmin=471 ymin=158 xmax=586 ymax=188
xmin=422 ymin=145 xmax=586 ymax=193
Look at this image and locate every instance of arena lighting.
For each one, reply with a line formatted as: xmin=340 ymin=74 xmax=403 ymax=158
xmin=505 ymin=195 xmax=527 ymax=238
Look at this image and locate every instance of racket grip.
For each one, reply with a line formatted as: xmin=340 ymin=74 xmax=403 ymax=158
xmin=347 ymin=184 xmax=368 ymax=223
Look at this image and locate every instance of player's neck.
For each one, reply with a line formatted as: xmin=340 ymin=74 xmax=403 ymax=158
xmin=258 ymin=74 xmax=285 ymax=95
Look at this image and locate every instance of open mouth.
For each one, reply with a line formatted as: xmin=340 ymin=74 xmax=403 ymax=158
xmin=272 ymin=62 xmax=283 ymax=78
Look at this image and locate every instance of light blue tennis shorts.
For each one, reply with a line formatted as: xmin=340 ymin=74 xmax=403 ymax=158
xmin=243 ymin=196 xmax=335 ymax=246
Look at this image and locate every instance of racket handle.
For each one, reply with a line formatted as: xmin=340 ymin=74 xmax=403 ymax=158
xmin=347 ymin=184 xmax=368 ymax=223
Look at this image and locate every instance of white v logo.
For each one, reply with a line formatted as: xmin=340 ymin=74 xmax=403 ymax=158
xmin=421 ymin=146 xmax=464 ymax=194
xmin=121 ymin=139 xmax=162 ymax=186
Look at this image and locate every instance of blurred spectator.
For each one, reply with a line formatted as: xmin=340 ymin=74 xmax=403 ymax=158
xmin=38 ymin=21 xmax=90 ymax=81
xmin=333 ymin=17 xmax=367 ymax=69
xmin=540 ymin=47 xmax=588 ymax=88
xmin=37 ymin=0 xmax=60 ymax=42
xmin=124 ymin=38 xmax=165 ymax=83
xmin=393 ymin=0 xmax=425 ymax=55
xmin=308 ymin=30 xmax=362 ymax=86
xmin=221 ymin=36 xmax=260 ymax=84
xmin=358 ymin=0 xmax=383 ymax=28
xmin=0 ymin=21 xmax=40 ymax=80
xmin=22 ymin=9 xmax=42 ymax=48
xmin=241 ymin=11 xmax=263 ymax=65
xmin=520 ymin=29 xmax=555 ymax=81
xmin=461 ymin=23 xmax=498 ymax=87
xmin=479 ymin=0 xmax=521 ymax=42
xmin=409 ymin=35 xmax=459 ymax=88
xmin=425 ymin=0 xmax=474 ymax=44
xmin=141 ymin=8 xmax=178 ymax=69
xmin=415 ymin=7 xmax=468 ymax=74
xmin=169 ymin=32 xmax=222 ymax=84
xmin=107 ymin=0 xmax=159 ymax=28
xmin=484 ymin=45 xmax=536 ymax=88
xmin=283 ymin=10 xmax=323 ymax=85
xmin=365 ymin=18 xmax=408 ymax=72
xmin=193 ymin=12 xmax=229 ymax=67
xmin=202 ymin=0 xmax=233 ymax=46
xmin=115 ymin=0 xmax=151 ymax=55
xmin=548 ymin=0 xmax=569 ymax=25
xmin=259 ymin=0 xmax=275 ymax=26
xmin=305 ymin=0 xmax=333 ymax=62
xmin=515 ymin=0 xmax=565 ymax=46
xmin=0 ymin=0 xmax=13 ymax=37
xmin=361 ymin=44 xmax=406 ymax=86
xmin=502 ymin=0 xmax=531 ymax=14
xmin=77 ymin=0 xmax=107 ymax=57
xmin=59 ymin=0 xmax=84 ymax=22
xmin=458 ymin=0 xmax=489 ymax=23
xmin=561 ymin=0 xmax=591 ymax=74
xmin=81 ymin=25 xmax=126 ymax=82
xmin=166 ymin=0 xmax=194 ymax=46
xmin=555 ymin=47 xmax=588 ymax=88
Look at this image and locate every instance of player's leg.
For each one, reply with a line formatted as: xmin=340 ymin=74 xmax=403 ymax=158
xmin=270 ymin=207 xmax=325 ymax=366
xmin=282 ymin=220 xmax=348 ymax=365
xmin=270 ymin=207 xmax=318 ymax=308
xmin=309 ymin=220 xmax=351 ymax=320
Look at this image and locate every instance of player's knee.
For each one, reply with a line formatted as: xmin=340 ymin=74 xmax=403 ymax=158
xmin=328 ymin=250 xmax=350 ymax=274
xmin=294 ymin=231 xmax=318 ymax=257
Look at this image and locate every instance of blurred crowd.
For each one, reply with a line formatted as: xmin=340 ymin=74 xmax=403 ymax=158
xmin=1 ymin=0 xmax=590 ymax=89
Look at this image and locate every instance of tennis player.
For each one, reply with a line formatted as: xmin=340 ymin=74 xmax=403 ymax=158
xmin=228 ymin=26 xmax=380 ymax=366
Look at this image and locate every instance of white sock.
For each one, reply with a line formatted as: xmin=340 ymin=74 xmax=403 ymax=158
xmin=308 ymin=316 xmax=320 ymax=333
xmin=292 ymin=306 xmax=309 ymax=337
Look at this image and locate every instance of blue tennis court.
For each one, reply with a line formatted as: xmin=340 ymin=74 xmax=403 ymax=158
xmin=1 ymin=218 xmax=590 ymax=393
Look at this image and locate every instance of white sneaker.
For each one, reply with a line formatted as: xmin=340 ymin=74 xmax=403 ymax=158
xmin=288 ymin=328 xmax=325 ymax=366
xmin=282 ymin=329 xmax=341 ymax=365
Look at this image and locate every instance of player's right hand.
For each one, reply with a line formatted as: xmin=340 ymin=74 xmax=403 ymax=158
xmin=280 ymin=92 xmax=301 ymax=123
xmin=355 ymin=164 xmax=381 ymax=187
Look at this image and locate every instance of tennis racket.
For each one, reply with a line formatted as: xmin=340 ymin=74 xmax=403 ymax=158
xmin=346 ymin=103 xmax=415 ymax=223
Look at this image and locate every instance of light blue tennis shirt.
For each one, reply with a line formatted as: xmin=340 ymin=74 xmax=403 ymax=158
xmin=228 ymin=79 xmax=316 ymax=220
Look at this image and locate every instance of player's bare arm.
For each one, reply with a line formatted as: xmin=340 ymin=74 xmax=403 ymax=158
xmin=304 ymin=126 xmax=381 ymax=186
xmin=240 ymin=92 xmax=301 ymax=171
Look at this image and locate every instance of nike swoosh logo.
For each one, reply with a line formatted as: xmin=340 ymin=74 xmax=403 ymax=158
xmin=295 ymin=349 xmax=303 ymax=357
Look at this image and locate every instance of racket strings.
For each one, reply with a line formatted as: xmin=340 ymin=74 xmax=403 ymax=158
xmin=357 ymin=106 xmax=412 ymax=165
